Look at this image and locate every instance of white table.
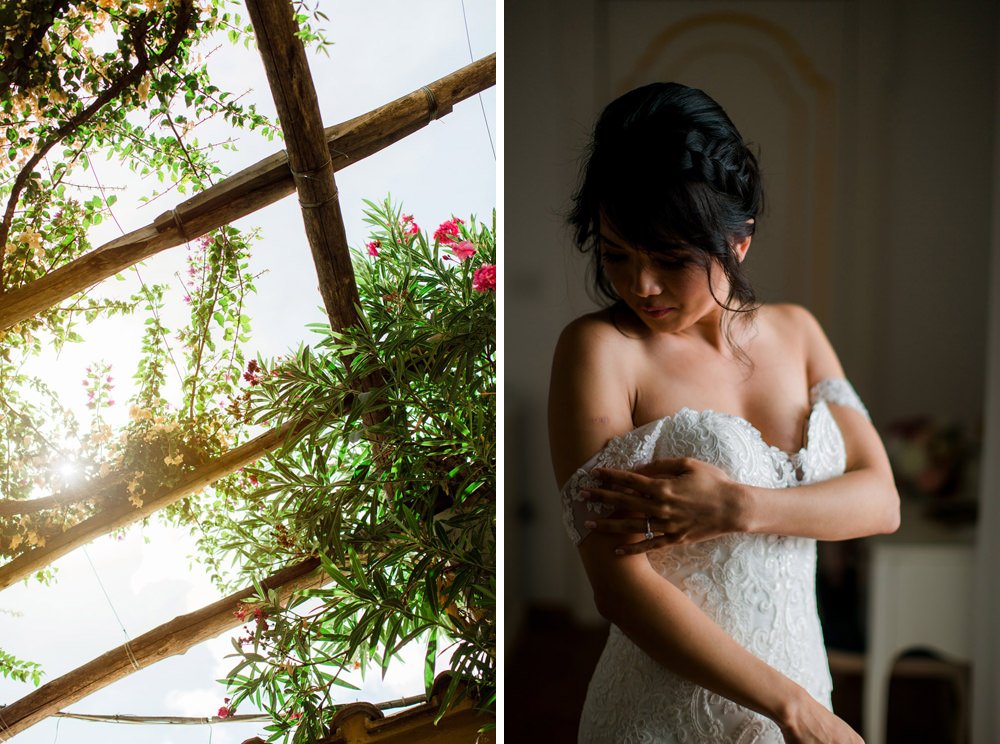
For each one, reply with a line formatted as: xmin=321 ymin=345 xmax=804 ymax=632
xmin=863 ymin=498 xmax=975 ymax=744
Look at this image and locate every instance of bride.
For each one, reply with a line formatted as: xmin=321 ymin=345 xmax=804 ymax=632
xmin=548 ymin=82 xmax=900 ymax=743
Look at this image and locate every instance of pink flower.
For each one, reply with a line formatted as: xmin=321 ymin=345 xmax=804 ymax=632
xmin=450 ymin=240 xmax=476 ymax=262
xmin=289 ymin=711 xmax=302 ymax=721
xmin=473 ymin=264 xmax=497 ymax=292
xmin=433 ymin=219 xmax=461 ymax=243
xmin=366 ymin=240 xmax=380 ymax=257
xmin=217 ymin=706 xmax=231 ymax=718
xmin=401 ymin=214 xmax=420 ymax=235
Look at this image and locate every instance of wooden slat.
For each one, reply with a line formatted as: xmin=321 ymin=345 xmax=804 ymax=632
xmin=0 ymin=556 xmax=324 ymax=739
xmin=0 ymin=422 xmax=295 ymax=591
xmin=0 ymin=54 xmax=496 ymax=331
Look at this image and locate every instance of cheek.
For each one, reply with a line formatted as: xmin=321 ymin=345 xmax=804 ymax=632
xmin=600 ymin=262 xmax=629 ymax=289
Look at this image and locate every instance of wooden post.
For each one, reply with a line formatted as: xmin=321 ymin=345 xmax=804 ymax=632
xmin=0 ymin=557 xmax=324 ymax=739
xmin=244 ymin=0 xmax=359 ymax=332
xmin=0 ymin=55 xmax=495 ymax=331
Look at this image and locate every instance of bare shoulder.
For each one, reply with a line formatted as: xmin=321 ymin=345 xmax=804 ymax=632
xmin=757 ymin=302 xmax=820 ymax=339
xmin=757 ymin=303 xmax=844 ymax=383
xmin=554 ymin=308 xmax=629 ymax=357
xmin=549 ymin=309 xmax=636 ymax=486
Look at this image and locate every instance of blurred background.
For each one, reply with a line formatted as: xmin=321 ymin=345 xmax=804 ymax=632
xmin=504 ymin=1 xmax=1000 ymax=741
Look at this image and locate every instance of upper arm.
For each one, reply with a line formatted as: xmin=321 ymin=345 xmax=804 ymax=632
xmin=547 ymin=315 xmax=653 ymax=601
xmin=547 ymin=315 xmax=635 ymax=487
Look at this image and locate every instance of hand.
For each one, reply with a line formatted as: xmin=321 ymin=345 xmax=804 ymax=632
xmin=777 ymin=693 xmax=864 ymax=743
xmin=581 ymin=457 xmax=748 ymax=554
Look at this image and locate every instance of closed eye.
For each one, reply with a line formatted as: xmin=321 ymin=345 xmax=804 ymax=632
xmin=600 ymin=250 xmax=627 ymax=264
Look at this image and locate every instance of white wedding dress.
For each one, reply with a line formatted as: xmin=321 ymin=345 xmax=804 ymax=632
xmin=560 ymin=378 xmax=870 ymax=743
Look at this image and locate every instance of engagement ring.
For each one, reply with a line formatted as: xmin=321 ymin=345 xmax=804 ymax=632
xmin=644 ymin=517 xmax=654 ymax=541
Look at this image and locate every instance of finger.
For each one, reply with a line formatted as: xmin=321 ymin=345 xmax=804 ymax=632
xmin=580 ymin=488 xmax=658 ymax=513
xmin=614 ymin=535 xmax=676 ymax=555
xmin=616 ymin=529 xmax=692 ymax=554
xmin=582 ymin=517 xmax=655 ymax=534
xmin=591 ymin=467 xmax=656 ymax=492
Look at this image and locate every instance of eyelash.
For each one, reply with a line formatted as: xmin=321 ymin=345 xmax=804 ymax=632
xmin=601 ymin=252 xmax=689 ymax=270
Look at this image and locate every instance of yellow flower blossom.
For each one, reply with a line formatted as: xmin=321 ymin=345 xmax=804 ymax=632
xmin=9 ymin=534 xmax=23 ymax=550
xmin=164 ymin=453 xmax=183 ymax=466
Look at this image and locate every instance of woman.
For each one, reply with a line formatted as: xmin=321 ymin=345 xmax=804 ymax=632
xmin=548 ymin=83 xmax=900 ymax=743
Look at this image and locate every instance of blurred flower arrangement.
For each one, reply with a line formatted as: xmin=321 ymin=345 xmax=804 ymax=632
xmin=884 ymin=417 xmax=980 ymax=523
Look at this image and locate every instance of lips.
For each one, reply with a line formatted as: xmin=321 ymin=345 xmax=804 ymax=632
xmin=639 ymin=306 xmax=675 ymax=318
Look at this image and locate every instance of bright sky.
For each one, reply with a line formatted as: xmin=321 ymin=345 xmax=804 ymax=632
xmin=0 ymin=1 xmax=496 ymax=741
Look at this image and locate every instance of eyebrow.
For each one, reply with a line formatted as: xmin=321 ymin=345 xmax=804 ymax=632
xmin=597 ymin=234 xmax=626 ymax=249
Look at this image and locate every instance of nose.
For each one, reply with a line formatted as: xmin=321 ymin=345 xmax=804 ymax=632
xmin=630 ymin=259 xmax=662 ymax=297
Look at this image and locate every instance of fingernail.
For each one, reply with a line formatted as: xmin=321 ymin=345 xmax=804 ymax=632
xmin=579 ymin=489 xmax=591 ymax=498
xmin=583 ymin=521 xmax=596 ymax=529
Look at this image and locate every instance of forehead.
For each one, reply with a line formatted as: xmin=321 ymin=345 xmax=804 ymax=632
xmin=597 ymin=220 xmax=695 ymax=260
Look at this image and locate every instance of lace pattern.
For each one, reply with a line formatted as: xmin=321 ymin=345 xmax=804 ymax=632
xmin=559 ymin=378 xmax=865 ymax=742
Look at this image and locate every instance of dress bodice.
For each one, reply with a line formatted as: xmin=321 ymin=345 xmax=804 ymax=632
xmin=561 ymin=377 xmax=870 ymax=545
xmin=560 ymin=378 xmax=871 ymax=743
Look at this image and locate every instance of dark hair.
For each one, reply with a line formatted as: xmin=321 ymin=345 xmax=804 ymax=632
xmin=568 ymin=82 xmax=763 ymax=326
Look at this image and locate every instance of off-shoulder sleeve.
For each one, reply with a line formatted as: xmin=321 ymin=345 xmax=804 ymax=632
xmin=809 ymin=378 xmax=871 ymax=423
xmin=559 ymin=424 xmax=663 ymax=545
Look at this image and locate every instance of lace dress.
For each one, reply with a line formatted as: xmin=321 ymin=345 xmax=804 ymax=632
xmin=560 ymin=379 xmax=870 ymax=743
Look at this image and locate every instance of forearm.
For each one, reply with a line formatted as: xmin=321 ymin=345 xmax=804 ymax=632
xmin=738 ymin=467 xmax=899 ymax=540
xmin=581 ymin=534 xmax=809 ymax=725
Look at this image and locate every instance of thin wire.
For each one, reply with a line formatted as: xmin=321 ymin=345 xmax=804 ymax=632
xmin=85 ymin=151 xmax=185 ymax=386
xmin=51 ymin=717 xmax=61 ymax=743
xmin=82 ymin=547 xmax=141 ymax=670
xmin=459 ymin=0 xmax=496 ymax=160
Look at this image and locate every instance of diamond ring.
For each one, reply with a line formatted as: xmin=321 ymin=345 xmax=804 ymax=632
xmin=644 ymin=517 xmax=654 ymax=541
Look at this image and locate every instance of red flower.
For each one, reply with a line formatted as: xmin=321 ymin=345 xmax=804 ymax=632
xmin=473 ymin=264 xmax=497 ymax=292
xmin=449 ymin=240 xmax=476 ymax=262
xmin=405 ymin=221 xmax=420 ymax=236
xmin=433 ymin=219 xmax=461 ymax=243
xmin=402 ymin=214 xmax=414 ymax=223
xmin=366 ymin=240 xmax=380 ymax=257
xmin=217 ymin=706 xmax=231 ymax=718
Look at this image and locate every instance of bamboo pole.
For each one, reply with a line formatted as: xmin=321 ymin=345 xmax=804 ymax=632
xmin=246 ymin=0 xmax=358 ymax=332
xmin=0 ymin=54 xmax=496 ymax=331
xmin=0 ymin=421 xmax=295 ymax=591
xmin=0 ymin=556 xmax=324 ymax=740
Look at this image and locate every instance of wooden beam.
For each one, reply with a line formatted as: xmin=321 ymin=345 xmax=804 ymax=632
xmin=245 ymin=0 xmax=359 ymax=331
xmin=0 ymin=556 xmax=324 ymax=739
xmin=0 ymin=54 xmax=495 ymax=331
xmin=0 ymin=422 xmax=295 ymax=591
xmin=0 ymin=472 xmax=125 ymax=517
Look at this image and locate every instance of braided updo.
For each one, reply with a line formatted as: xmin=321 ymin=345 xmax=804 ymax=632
xmin=569 ymin=82 xmax=763 ymax=321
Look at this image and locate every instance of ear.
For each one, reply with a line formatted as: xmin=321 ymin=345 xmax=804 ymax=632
xmin=732 ymin=233 xmax=752 ymax=263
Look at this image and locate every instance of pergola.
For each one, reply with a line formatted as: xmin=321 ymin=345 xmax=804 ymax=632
xmin=0 ymin=0 xmax=496 ymax=739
